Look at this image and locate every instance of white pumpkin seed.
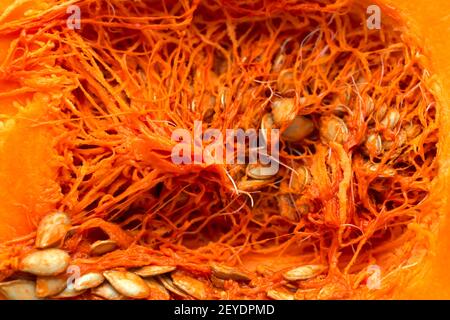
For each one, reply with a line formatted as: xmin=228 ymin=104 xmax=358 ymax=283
xmin=20 ymin=249 xmax=70 ymax=276
xmin=144 ymin=278 xmax=170 ymax=300
xmin=36 ymin=276 xmax=66 ymax=298
xmin=267 ymin=288 xmax=295 ymax=300
xmin=74 ymin=272 xmax=104 ymax=291
xmin=210 ymin=274 xmax=225 ymax=289
xmin=271 ymin=98 xmax=296 ymax=125
xmin=281 ymin=116 xmax=314 ymax=142
xmin=134 ymin=265 xmax=176 ymax=278
xmin=320 ymin=115 xmax=349 ymax=144
xmin=211 ymin=263 xmax=251 ymax=281
xmin=158 ymin=275 xmax=188 ymax=298
xmin=52 ymin=286 xmax=85 ymax=298
xmin=103 ymin=270 xmax=150 ymax=299
xmin=381 ymin=110 xmax=400 ymax=129
xmin=365 ymin=133 xmax=383 ymax=156
xmin=90 ymin=240 xmax=117 ymax=256
xmin=290 ymin=166 xmax=310 ymax=193
xmin=92 ymin=282 xmax=123 ymax=300
xmin=0 ymin=280 xmax=40 ymax=300
xmin=246 ymin=164 xmax=277 ymax=180
xmin=171 ymin=272 xmax=209 ymax=300
xmin=35 ymin=212 xmax=71 ymax=249
xmin=283 ymin=265 xmax=327 ymax=281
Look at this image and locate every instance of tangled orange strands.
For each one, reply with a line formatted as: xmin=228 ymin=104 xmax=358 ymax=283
xmin=0 ymin=0 xmax=439 ymax=299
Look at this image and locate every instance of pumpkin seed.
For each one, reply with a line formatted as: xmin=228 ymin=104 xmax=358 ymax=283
xmin=365 ymin=96 xmax=375 ymax=115
xmin=277 ymin=70 xmax=295 ymax=93
xmin=381 ymin=110 xmax=400 ymax=129
xmin=405 ymin=123 xmax=421 ymax=139
xmin=20 ymin=249 xmax=70 ymax=276
xmin=171 ymin=272 xmax=209 ymax=300
xmin=92 ymin=282 xmax=123 ymax=300
xmin=271 ymin=98 xmax=296 ymax=125
xmin=0 ymin=280 xmax=40 ymax=300
xmin=74 ymin=272 xmax=105 ymax=291
xmin=158 ymin=275 xmax=188 ymax=298
xmin=35 ymin=212 xmax=71 ymax=249
xmin=267 ymin=288 xmax=295 ymax=300
xmin=281 ymin=116 xmax=314 ymax=142
xmin=283 ymin=265 xmax=327 ymax=281
xmin=90 ymin=240 xmax=117 ymax=256
xmin=144 ymin=278 xmax=171 ymax=300
xmin=320 ymin=115 xmax=349 ymax=144
xmin=210 ymin=263 xmax=251 ymax=281
xmin=103 ymin=270 xmax=150 ymax=299
xmin=36 ymin=276 xmax=66 ymax=298
xmin=134 ymin=265 xmax=176 ymax=278
xmin=366 ymin=163 xmax=396 ymax=177
xmin=52 ymin=286 xmax=86 ymax=298
xmin=246 ymin=164 xmax=277 ymax=180
xmin=365 ymin=133 xmax=383 ymax=156
xmin=375 ymin=104 xmax=388 ymax=121
xmin=210 ymin=274 xmax=225 ymax=289
xmin=291 ymin=166 xmax=310 ymax=193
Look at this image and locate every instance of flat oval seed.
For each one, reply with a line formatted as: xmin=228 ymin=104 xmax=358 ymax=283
xmin=210 ymin=275 xmax=226 ymax=289
xmin=281 ymin=116 xmax=314 ymax=142
xmin=211 ymin=263 xmax=251 ymax=281
xmin=90 ymin=240 xmax=117 ymax=256
xmin=158 ymin=275 xmax=188 ymax=298
xmin=320 ymin=116 xmax=349 ymax=144
xmin=171 ymin=272 xmax=209 ymax=300
xmin=36 ymin=276 xmax=66 ymax=298
xmin=74 ymin=272 xmax=105 ymax=291
xmin=134 ymin=265 xmax=176 ymax=278
xmin=36 ymin=212 xmax=71 ymax=249
xmin=144 ymin=278 xmax=170 ymax=300
xmin=246 ymin=164 xmax=277 ymax=180
xmin=92 ymin=282 xmax=123 ymax=300
xmin=365 ymin=133 xmax=383 ymax=156
xmin=271 ymin=98 xmax=296 ymax=125
xmin=283 ymin=265 xmax=327 ymax=281
xmin=291 ymin=166 xmax=310 ymax=193
xmin=0 ymin=280 xmax=40 ymax=300
xmin=52 ymin=286 xmax=85 ymax=299
xmin=381 ymin=110 xmax=400 ymax=129
xmin=103 ymin=270 xmax=150 ymax=299
xmin=267 ymin=288 xmax=295 ymax=300
xmin=20 ymin=249 xmax=70 ymax=276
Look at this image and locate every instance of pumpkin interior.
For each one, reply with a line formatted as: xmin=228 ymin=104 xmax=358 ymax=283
xmin=0 ymin=0 xmax=449 ymax=300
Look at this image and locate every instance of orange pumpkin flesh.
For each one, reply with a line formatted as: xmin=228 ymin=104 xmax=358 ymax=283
xmin=0 ymin=0 xmax=449 ymax=299
xmin=382 ymin=0 xmax=450 ymax=299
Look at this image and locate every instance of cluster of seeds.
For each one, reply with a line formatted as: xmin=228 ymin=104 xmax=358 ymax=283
xmin=0 ymin=210 xmax=332 ymax=300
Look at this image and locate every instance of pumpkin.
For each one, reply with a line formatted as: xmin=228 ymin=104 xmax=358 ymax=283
xmin=0 ymin=0 xmax=449 ymax=300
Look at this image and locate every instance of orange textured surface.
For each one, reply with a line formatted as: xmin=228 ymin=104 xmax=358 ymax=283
xmin=0 ymin=0 xmax=449 ymax=299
